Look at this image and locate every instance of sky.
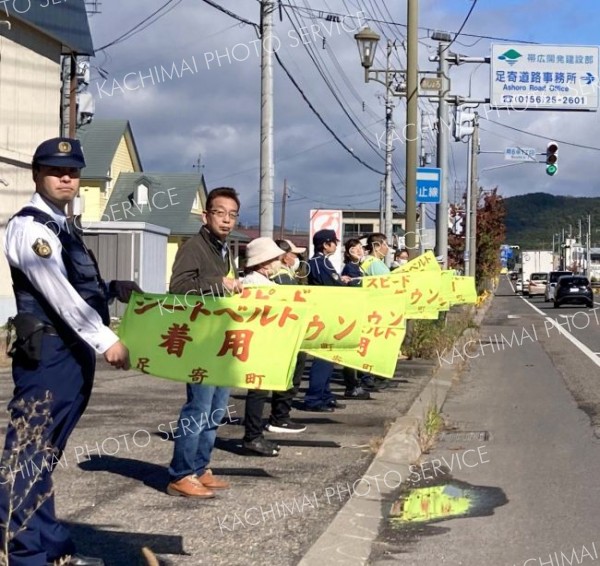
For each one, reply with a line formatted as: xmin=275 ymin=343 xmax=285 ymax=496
xmin=85 ymin=0 xmax=600 ymax=231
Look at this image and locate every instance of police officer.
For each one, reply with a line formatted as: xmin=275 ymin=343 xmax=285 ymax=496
xmin=1 ymin=137 xmax=139 ymax=566
xmin=302 ymin=229 xmax=351 ymax=411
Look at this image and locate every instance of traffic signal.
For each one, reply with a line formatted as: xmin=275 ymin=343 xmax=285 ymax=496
xmin=453 ymin=106 xmax=476 ymax=141
xmin=546 ymin=141 xmax=558 ymax=176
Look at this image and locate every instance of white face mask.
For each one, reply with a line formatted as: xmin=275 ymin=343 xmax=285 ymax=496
xmin=291 ymin=258 xmax=300 ymax=272
xmin=267 ymin=260 xmax=282 ymax=277
xmin=399 ymin=258 xmax=408 ymax=265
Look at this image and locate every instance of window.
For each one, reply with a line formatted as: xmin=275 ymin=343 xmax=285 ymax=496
xmin=136 ymin=183 xmax=149 ymax=205
xmin=192 ymin=193 xmax=200 ymax=210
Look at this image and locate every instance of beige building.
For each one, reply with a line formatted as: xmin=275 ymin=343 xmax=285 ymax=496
xmin=0 ymin=1 xmax=94 ymax=321
xmin=76 ymin=120 xmax=143 ymax=221
xmin=342 ymin=209 xmax=406 ymax=245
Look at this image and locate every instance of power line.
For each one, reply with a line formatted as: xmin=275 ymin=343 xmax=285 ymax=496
xmin=200 ymin=0 xmax=256 ymax=26
xmin=96 ymin=0 xmax=183 ymax=52
xmin=199 ymin=0 xmax=385 ymax=174
xmin=280 ymin=2 xmax=538 ymax=45
xmin=284 ymin=2 xmax=385 ymax=159
xmin=481 ymin=117 xmax=600 ymax=151
xmin=442 ymin=0 xmax=479 ymax=52
xmin=274 ymin=49 xmax=385 ymax=174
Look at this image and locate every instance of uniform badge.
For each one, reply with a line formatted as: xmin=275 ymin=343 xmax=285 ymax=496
xmin=32 ymin=238 xmax=52 ymax=258
xmin=58 ymin=141 xmax=72 ymax=153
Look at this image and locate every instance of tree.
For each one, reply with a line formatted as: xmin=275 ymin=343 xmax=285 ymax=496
xmin=476 ymin=188 xmax=506 ymax=284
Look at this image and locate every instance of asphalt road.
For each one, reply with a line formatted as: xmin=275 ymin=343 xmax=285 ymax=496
xmin=0 ymin=347 xmax=434 ymax=565
xmin=369 ymin=277 xmax=600 ymax=565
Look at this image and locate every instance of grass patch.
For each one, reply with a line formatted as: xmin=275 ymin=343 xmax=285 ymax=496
xmin=404 ymin=307 xmax=477 ymax=360
xmin=418 ymin=404 xmax=445 ymax=454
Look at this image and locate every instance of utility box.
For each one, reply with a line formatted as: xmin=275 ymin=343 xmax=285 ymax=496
xmin=83 ymin=221 xmax=170 ymax=317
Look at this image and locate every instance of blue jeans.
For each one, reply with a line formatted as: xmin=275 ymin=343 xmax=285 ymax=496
xmin=304 ymin=358 xmax=335 ymax=408
xmin=168 ymin=384 xmax=230 ymax=481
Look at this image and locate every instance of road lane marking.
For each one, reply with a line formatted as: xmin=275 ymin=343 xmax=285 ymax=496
xmin=520 ymin=296 xmax=600 ymax=369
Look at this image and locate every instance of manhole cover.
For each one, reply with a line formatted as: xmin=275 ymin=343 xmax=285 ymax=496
xmin=439 ymin=431 xmax=489 ymax=442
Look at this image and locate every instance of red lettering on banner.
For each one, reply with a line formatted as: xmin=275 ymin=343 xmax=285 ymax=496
xmin=217 ymin=330 xmax=254 ymax=362
xmin=159 ymin=324 xmax=193 ymax=357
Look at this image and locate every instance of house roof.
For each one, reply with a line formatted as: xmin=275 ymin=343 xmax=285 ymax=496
xmin=236 ymin=227 xmax=309 ymax=250
xmin=104 ymin=172 xmax=249 ymax=241
xmin=77 ymin=120 xmax=142 ymax=180
xmin=7 ymin=0 xmax=94 ymax=55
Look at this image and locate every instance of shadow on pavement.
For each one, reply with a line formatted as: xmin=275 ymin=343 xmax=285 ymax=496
xmin=68 ymin=522 xmax=186 ymax=565
xmin=78 ymin=455 xmax=275 ymax=488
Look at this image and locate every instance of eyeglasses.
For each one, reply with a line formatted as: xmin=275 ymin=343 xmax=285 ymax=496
xmin=209 ymin=209 xmax=239 ymax=220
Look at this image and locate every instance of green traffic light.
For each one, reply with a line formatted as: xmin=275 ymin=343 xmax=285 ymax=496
xmin=546 ymin=164 xmax=558 ymax=176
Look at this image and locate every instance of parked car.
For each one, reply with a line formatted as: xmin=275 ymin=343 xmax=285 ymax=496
xmin=554 ymin=275 xmax=594 ymax=308
xmin=515 ymin=279 xmax=523 ymax=294
xmin=527 ymin=272 xmax=548 ymax=297
xmin=544 ymin=270 xmax=573 ymax=302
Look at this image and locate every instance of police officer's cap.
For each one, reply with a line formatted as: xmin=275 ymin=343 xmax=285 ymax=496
xmin=32 ymin=137 xmax=86 ymax=169
xmin=313 ymin=229 xmax=339 ymax=247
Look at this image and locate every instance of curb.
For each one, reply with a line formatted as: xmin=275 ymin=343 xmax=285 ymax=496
xmin=299 ymin=295 xmax=495 ymax=566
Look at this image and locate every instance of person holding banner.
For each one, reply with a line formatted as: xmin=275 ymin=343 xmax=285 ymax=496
xmin=271 ymin=239 xmax=305 ymax=284
xmin=360 ymin=233 xmax=391 ymax=276
xmin=391 ymin=248 xmax=409 ymax=270
xmin=166 ymin=187 xmax=241 ymax=498
xmin=302 ymin=229 xmax=350 ymax=412
xmin=340 ymin=239 xmax=371 ymax=400
xmin=240 ymin=238 xmax=306 ymax=456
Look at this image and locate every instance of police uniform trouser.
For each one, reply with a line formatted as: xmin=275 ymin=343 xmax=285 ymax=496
xmin=0 ymin=333 xmax=95 ymax=566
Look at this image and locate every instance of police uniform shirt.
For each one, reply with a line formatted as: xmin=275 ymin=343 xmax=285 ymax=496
xmin=4 ymin=193 xmax=119 ymax=353
xmin=307 ymin=252 xmax=345 ymax=286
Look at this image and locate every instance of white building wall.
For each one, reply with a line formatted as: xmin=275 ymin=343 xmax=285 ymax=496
xmin=0 ymin=22 xmax=62 ymax=322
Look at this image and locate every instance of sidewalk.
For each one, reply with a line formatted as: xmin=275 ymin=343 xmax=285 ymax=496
xmin=0 ymin=352 xmax=437 ymax=565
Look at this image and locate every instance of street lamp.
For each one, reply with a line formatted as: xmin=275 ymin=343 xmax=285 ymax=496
xmin=354 ymin=25 xmax=418 ymax=258
xmin=354 ymin=26 xmax=380 ymax=72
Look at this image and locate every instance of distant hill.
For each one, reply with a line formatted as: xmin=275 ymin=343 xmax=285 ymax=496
xmin=504 ymin=192 xmax=600 ymax=249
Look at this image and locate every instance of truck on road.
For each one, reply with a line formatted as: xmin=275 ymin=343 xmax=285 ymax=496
xmin=520 ymin=250 xmax=554 ymax=295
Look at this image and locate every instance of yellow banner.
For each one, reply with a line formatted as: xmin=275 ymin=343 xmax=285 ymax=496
xmin=451 ymin=276 xmax=477 ymax=305
xmin=438 ymin=270 xmax=454 ymax=311
xmin=313 ymin=293 xmax=407 ymax=377
xmin=391 ymin=250 xmax=440 ymax=273
xmin=241 ymin=286 xmax=407 ymax=377
xmin=362 ymin=271 xmax=441 ymax=320
xmin=240 ymin=286 xmax=366 ymax=352
xmin=119 ymin=292 xmax=309 ymax=391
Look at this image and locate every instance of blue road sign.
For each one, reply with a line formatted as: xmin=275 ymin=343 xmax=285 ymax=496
xmin=416 ymin=167 xmax=442 ymax=204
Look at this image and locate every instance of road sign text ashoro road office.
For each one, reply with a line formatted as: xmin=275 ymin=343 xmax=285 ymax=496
xmin=490 ymin=44 xmax=599 ymax=111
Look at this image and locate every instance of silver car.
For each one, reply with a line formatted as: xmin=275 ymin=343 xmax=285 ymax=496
xmin=544 ymin=271 xmax=573 ymax=302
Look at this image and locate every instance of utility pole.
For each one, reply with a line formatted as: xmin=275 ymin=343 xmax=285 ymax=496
xmin=379 ymin=179 xmax=385 ymax=233
xmin=405 ymin=0 xmax=418 ymax=255
xmin=61 ymin=52 xmax=79 ymax=217
xmin=279 ymin=178 xmax=288 ymax=240
xmin=433 ymin=32 xmax=451 ymax=268
xmin=383 ymin=41 xmax=394 ymax=251
xmin=419 ymin=109 xmax=428 ymax=254
xmin=468 ymin=114 xmax=479 ymax=278
xmin=464 ymin=132 xmax=473 ymax=276
xmin=587 ymin=214 xmax=592 ymax=277
xmin=259 ymin=0 xmax=275 ymax=238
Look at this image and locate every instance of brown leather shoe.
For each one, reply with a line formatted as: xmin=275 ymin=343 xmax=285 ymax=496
xmin=166 ymin=475 xmax=215 ymax=498
xmin=196 ymin=469 xmax=230 ymax=489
